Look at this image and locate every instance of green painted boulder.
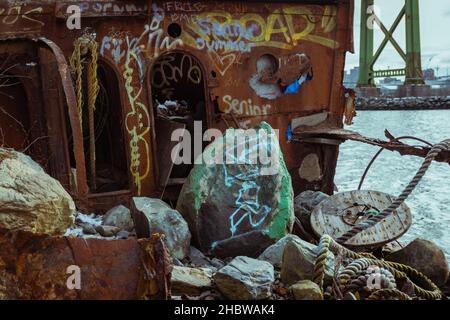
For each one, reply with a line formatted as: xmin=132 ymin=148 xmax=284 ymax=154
xmin=176 ymin=122 xmax=294 ymax=258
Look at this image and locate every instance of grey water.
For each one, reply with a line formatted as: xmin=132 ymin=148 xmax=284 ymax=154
xmin=335 ymin=110 xmax=450 ymax=261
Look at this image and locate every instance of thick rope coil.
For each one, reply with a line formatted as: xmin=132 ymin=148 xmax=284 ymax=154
xmin=345 ymin=268 xmax=396 ymax=294
xmin=337 ymin=139 xmax=450 ymax=244
xmin=367 ymin=289 xmax=412 ymax=300
xmin=313 ymin=235 xmax=442 ymax=300
xmin=69 ymin=34 xmax=100 ymax=190
xmin=339 ymin=259 xmax=396 ymax=294
xmin=69 ymin=39 xmax=84 ymax=129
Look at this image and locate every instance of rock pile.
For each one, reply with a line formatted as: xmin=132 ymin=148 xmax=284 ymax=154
xmin=356 ymin=96 xmax=450 ymax=110
xmin=64 ymin=206 xmax=137 ymax=240
xmin=1 ymin=145 xmax=449 ymax=301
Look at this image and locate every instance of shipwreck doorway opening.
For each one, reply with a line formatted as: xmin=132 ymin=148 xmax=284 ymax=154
xmin=150 ymin=51 xmax=208 ymax=187
xmin=0 ymin=73 xmax=31 ymax=153
xmin=74 ymin=60 xmax=129 ymax=194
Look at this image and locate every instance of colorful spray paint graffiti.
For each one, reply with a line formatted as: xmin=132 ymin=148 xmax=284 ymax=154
xmin=100 ymin=4 xmax=183 ymax=80
xmin=97 ymin=3 xmax=338 ymax=192
xmin=123 ymin=41 xmax=151 ymax=195
xmin=222 ymin=132 xmax=273 ymax=237
xmin=223 ymin=129 xmax=279 ymax=237
xmin=100 ymin=5 xmax=184 ymax=193
xmin=159 ymin=5 xmax=338 ymax=80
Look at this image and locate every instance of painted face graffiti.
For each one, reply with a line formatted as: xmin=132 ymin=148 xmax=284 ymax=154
xmin=249 ymin=53 xmax=313 ymax=100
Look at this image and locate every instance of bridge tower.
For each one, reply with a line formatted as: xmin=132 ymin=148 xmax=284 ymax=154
xmin=358 ymin=0 xmax=429 ymax=96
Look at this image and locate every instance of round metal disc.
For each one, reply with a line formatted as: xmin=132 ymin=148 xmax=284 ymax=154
xmin=310 ymin=190 xmax=412 ymax=248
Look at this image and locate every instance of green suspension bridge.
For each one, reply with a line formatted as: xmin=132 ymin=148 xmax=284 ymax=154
xmin=358 ymin=0 xmax=425 ymax=90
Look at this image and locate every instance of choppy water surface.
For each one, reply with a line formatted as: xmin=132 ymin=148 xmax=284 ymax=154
xmin=335 ymin=110 xmax=450 ymax=261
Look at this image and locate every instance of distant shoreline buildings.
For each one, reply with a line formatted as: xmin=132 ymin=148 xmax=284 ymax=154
xmin=344 ymin=66 xmax=450 ymax=97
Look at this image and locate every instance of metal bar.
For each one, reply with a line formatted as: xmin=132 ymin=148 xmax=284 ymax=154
xmin=357 ymin=0 xmax=374 ymax=87
xmin=370 ymin=7 xmax=406 ymax=67
xmin=372 ymin=68 xmax=406 ymax=78
xmin=374 ymin=16 xmax=407 ymax=62
xmin=405 ymin=0 xmax=425 ymax=84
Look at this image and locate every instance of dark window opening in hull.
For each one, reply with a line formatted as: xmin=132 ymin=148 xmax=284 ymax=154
xmin=92 ymin=63 xmax=129 ymax=193
xmin=0 ymin=75 xmax=31 ymax=153
xmin=151 ymin=52 xmax=208 ymax=184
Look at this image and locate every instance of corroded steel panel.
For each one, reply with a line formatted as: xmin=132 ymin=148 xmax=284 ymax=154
xmin=0 ymin=228 xmax=171 ymax=300
xmin=0 ymin=0 xmax=354 ymax=205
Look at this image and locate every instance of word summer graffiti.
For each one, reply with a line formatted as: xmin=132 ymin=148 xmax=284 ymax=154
xmin=183 ymin=5 xmax=339 ymax=55
xmin=195 ymin=19 xmax=258 ymax=53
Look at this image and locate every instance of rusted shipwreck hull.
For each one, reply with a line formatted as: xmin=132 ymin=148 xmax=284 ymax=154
xmin=1 ymin=0 xmax=355 ymax=300
xmin=0 ymin=228 xmax=171 ymax=300
xmin=0 ymin=0 xmax=354 ymax=212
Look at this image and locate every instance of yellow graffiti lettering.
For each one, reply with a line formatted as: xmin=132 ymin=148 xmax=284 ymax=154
xmin=283 ymin=6 xmax=315 ymax=46
xmin=2 ymin=6 xmax=20 ymax=25
xmin=1 ymin=5 xmax=44 ymax=27
xmin=322 ymin=6 xmax=337 ymax=33
xmin=240 ymin=14 xmax=266 ymax=42
xmin=22 ymin=7 xmax=45 ymax=26
xmin=265 ymin=10 xmax=291 ymax=44
xmin=123 ymin=48 xmax=151 ymax=195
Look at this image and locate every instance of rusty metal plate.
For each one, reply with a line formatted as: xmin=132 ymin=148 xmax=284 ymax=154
xmin=0 ymin=228 xmax=171 ymax=300
xmin=310 ymin=190 xmax=412 ymax=248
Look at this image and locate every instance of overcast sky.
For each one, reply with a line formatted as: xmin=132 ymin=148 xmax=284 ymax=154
xmin=345 ymin=0 xmax=450 ymax=77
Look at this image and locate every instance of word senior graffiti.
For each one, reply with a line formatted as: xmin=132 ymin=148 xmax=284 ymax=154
xmin=222 ymin=95 xmax=272 ymax=116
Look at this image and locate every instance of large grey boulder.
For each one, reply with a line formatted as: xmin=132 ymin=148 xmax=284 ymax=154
xmin=294 ymin=191 xmax=329 ymax=233
xmin=0 ymin=148 xmax=75 ymax=235
xmin=103 ymin=205 xmax=134 ymax=231
xmin=131 ymin=197 xmax=191 ymax=259
xmin=281 ymin=238 xmax=335 ymax=286
xmin=386 ymin=238 xmax=449 ymax=286
xmin=171 ymin=266 xmax=213 ymax=296
xmin=214 ymin=256 xmax=274 ymax=300
xmin=176 ymin=122 xmax=294 ymax=258
xmin=258 ymin=234 xmax=305 ymax=269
